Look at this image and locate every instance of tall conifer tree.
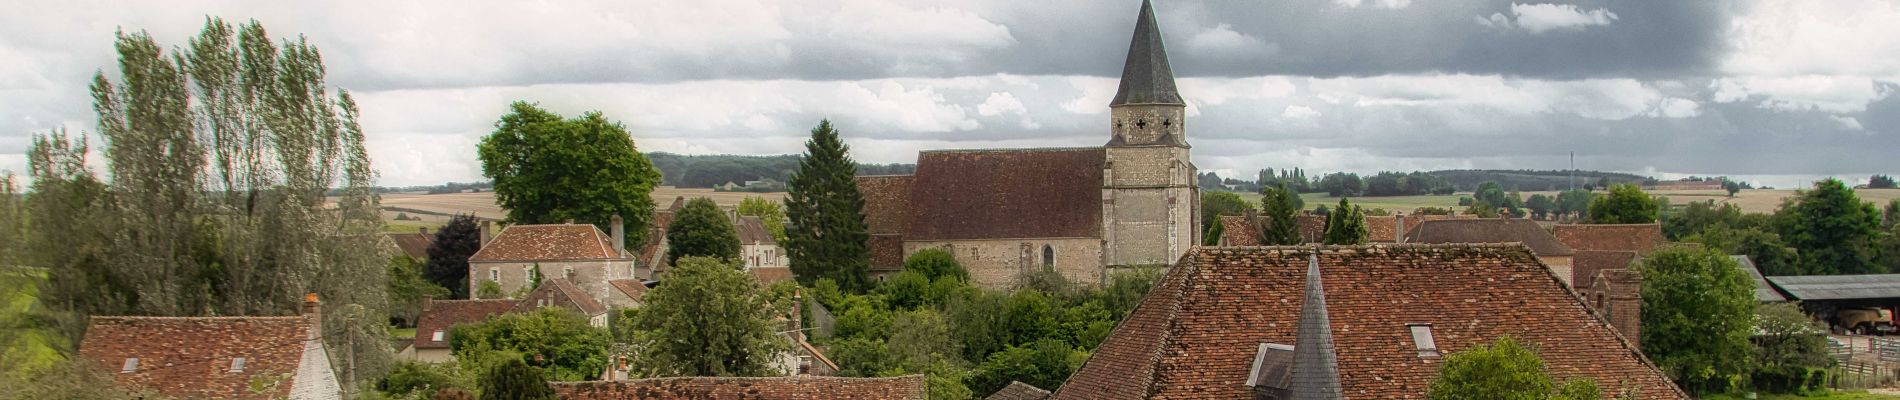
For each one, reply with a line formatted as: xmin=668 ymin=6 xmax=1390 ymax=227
xmin=1260 ymin=184 xmax=1303 ymax=245
xmin=784 ymin=120 xmax=872 ymax=291
xmin=1323 ymin=197 xmax=1368 ymax=245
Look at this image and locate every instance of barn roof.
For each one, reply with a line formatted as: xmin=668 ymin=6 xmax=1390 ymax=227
xmin=1054 ymin=244 xmax=1684 ymax=400
xmin=1731 ymin=256 xmax=1787 ymax=302
xmin=1766 ymin=274 xmax=1900 ymax=301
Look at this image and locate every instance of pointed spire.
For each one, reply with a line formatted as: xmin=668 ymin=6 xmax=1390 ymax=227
xmin=1289 ymin=251 xmax=1344 ymax=399
xmin=1109 ymin=0 xmax=1183 ymax=106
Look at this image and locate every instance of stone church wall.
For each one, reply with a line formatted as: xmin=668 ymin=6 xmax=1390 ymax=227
xmin=901 ymin=238 xmax=1103 ymax=289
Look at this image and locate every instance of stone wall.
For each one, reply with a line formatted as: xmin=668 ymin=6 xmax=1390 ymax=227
xmin=902 ymin=238 xmax=1103 ymax=289
xmin=1540 ymin=255 xmax=1575 ymax=287
xmin=1103 ymin=146 xmax=1196 ymax=267
xmin=1110 ymin=105 xmax=1186 ymax=146
xmin=1588 ymin=270 xmax=1644 ymax=350
xmin=470 ymin=259 xmax=632 ymax=303
xmin=743 ymin=243 xmax=789 ymax=269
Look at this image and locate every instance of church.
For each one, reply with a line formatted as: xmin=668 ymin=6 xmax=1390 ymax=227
xmin=857 ymin=0 xmax=1198 ymax=289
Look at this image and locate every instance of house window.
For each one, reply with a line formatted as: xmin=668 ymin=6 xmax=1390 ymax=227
xmin=432 ymin=330 xmax=445 ymax=342
xmin=121 ymin=358 xmax=139 ymax=373
xmin=1408 ymin=324 xmax=1440 ymax=357
xmin=489 ymin=269 xmax=499 ymax=282
xmin=1042 ymin=245 xmax=1055 ymax=270
xmin=564 ymin=267 xmax=574 ymax=279
xmin=231 ymin=357 xmax=246 ymax=372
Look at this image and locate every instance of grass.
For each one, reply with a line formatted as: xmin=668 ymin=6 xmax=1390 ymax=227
xmin=1704 ymin=390 xmax=1900 ymax=400
xmin=389 ymin=327 xmax=416 ymax=340
xmin=1 ymin=268 xmax=65 ymax=374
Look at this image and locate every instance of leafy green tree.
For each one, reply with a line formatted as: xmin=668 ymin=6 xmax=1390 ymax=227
xmin=784 ymin=120 xmax=873 ymax=291
xmin=426 ymin=214 xmax=483 ymax=299
xmin=1870 ymin=174 xmax=1897 ymax=189
xmin=888 ymin=308 xmax=963 ymax=370
xmin=1427 ymin=336 xmax=1599 ymax=400
xmin=1525 ymin=194 xmax=1555 ymax=220
xmin=1319 ymin=172 xmax=1364 ymax=197
xmin=626 ymin=256 xmax=787 ymax=377
xmin=1638 ymin=246 xmax=1754 ymax=394
xmin=388 ymin=255 xmax=450 ymax=326
xmin=1750 ymin=302 xmax=1833 ymax=393
xmin=478 ymin=102 xmax=661 ymax=249
xmin=0 ymin=172 xmax=21 ymax=268
xmin=1322 ymin=198 xmax=1369 ymax=245
xmin=379 ymin=360 xmax=476 ymax=399
xmin=1724 ymin=180 xmax=1743 ymax=197
xmin=737 ymin=196 xmax=788 ymax=242
xmin=1001 ymin=290 xmax=1058 ymax=347
xmin=969 ymin=338 xmax=1087 ymax=396
xmin=1777 ymin=178 xmax=1885 ymax=275
xmin=1475 ymin=181 xmax=1508 ymax=208
xmin=1259 ymin=184 xmax=1304 ymax=245
xmin=902 ymin=248 xmax=968 ymax=282
xmin=1884 ymin=199 xmax=1900 ymax=230
xmin=1663 ymin=201 xmax=1747 ymax=240
xmin=1589 ymin=184 xmax=1659 ymax=224
xmin=449 ymin=307 xmax=610 ymax=381
xmin=1203 ymin=221 xmax=1225 ymax=246
xmin=1555 ymin=189 xmax=1595 ymax=221
xmin=478 ymin=359 xmax=554 ymax=400
xmin=665 ymin=197 xmax=741 ymax=265
xmin=1690 ymin=225 xmax=1800 ymax=276
xmin=1200 ymin=191 xmax=1255 ymax=233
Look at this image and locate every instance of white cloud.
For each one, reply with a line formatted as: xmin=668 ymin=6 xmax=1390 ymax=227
xmin=1187 ymin=24 xmax=1261 ymax=52
xmin=1831 ymin=115 xmax=1865 ymax=131
xmin=1707 ymin=75 xmax=1888 ymax=113
xmin=976 ymin=92 xmax=1027 ymax=116
xmin=1651 ymin=97 xmax=1701 ymax=119
xmin=1281 ymin=105 xmax=1321 ymax=120
xmin=1059 ymin=76 xmax=1117 ymax=115
xmin=1478 ymin=3 xmax=1619 ymax=34
xmin=1724 ymin=0 xmax=1900 ymax=80
xmin=1333 ymin=0 xmax=1412 ymax=10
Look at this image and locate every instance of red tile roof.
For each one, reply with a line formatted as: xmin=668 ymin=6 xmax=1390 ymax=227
xmin=751 ymin=267 xmax=797 ymax=285
xmin=1572 ymin=250 xmax=1638 ymax=290
xmin=608 ymin=279 xmax=647 ymax=304
xmin=387 ymin=232 xmax=433 ymax=259
xmin=412 ymin=299 xmax=518 ymax=349
xmin=1216 ymin=214 xmax=1326 ymax=245
xmin=513 ymin=278 xmax=606 ymax=316
xmin=1055 ymin=244 xmax=1685 ymax=400
xmin=737 ymin=216 xmax=777 ymax=245
xmin=1365 ymin=216 xmax=1400 ymax=243
xmin=79 ymin=316 xmax=319 ymax=399
xmin=904 ymin=148 xmax=1105 ymax=241
xmin=470 ymin=224 xmax=626 ymax=262
xmin=857 ymin=175 xmax=913 ymax=235
xmin=638 ymin=211 xmax=676 ymax=267
xmin=868 ymin=234 xmax=906 ymax=271
xmin=551 ymin=375 xmax=927 ymax=399
xmin=986 ymin=381 xmax=1053 ymax=400
xmin=1552 ymin=224 xmax=1665 ymax=255
xmin=1404 ymin=219 xmax=1575 ymax=256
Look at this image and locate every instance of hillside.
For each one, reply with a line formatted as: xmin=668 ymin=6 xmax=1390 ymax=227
xmin=647 ymin=152 xmax=914 ymax=188
xmin=1427 ymin=169 xmax=1650 ymax=192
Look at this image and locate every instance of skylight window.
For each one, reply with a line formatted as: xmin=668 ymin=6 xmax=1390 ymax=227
xmin=231 ymin=357 xmax=246 ymax=372
xmin=1408 ymin=324 xmax=1440 ymax=357
xmin=121 ymin=358 xmax=139 ymax=373
xmin=432 ymin=330 xmax=446 ymax=342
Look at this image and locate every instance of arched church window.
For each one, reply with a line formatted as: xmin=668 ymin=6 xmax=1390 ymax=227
xmin=1042 ymin=245 xmax=1055 ymax=270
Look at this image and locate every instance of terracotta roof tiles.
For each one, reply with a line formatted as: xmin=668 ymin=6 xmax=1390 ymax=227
xmin=1054 ymin=244 xmax=1685 ymax=399
xmin=857 ymin=175 xmax=913 ymax=235
xmin=905 ymin=148 xmax=1105 ymax=240
xmin=469 ymin=224 xmax=626 ymax=262
xmin=551 ymin=375 xmax=927 ymax=400
xmin=1405 ymin=219 xmax=1575 ymax=256
xmin=985 ymin=381 xmax=1053 ymax=400
xmin=608 ymin=279 xmax=648 ymax=304
xmin=1572 ymin=250 xmax=1638 ymax=290
xmin=78 ymin=316 xmax=316 ymax=399
xmin=1552 ymin=224 xmax=1665 ymax=255
xmin=412 ymin=299 xmax=517 ymax=349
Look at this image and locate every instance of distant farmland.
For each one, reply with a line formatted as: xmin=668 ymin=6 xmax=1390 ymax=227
xmin=1296 ymin=188 xmax=1900 ymax=215
xmin=377 ymin=187 xmax=787 ymax=230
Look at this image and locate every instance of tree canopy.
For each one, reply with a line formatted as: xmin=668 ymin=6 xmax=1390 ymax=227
xmin=1259 ymin=184 xmax=1304 ymax=246
xmin=1426 ymin=336 xmax=1599 ymax=400
xmin=449 ymin=307 xmax=611 ymax=382
xmin=1638 ymin=246 xmax=1754 ymax=394
xmin=1322 ymin=197 xmax=1368 ymax=245
xmin=478 ymin=358 xmax=555 ymax=400
xmin=783 ymin=120 xmax=873 ymax=291
xmin=1589 ymin=184 xmax=1659 ymax=224
xmin=623 ymin=256 xmax=788 ymax=377
xmin=1200 ymin=191 xmax=1255 ymax=234
xmin=1776 ymin=178 xmax=1885 ymax=275
xmin=737 ymin=196 xmax=788 ymax=242
xmin=478 ymin=102 xmax=662 ymax=250
xmin=666 ymin=197 xmax=742 ymax=266
xmin=426 ymin=214 xmax=483 ymax=299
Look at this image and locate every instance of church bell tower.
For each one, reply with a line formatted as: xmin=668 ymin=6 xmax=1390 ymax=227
xmin=1103 ymin=0 xmax=1198 ymax=267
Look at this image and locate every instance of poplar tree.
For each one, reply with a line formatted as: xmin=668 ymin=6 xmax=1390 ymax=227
xmin=1259 ymin=184 xmax=1303 ymax=245
xmin=784 ymin=120 xmax=872 ymax=291
xmin=1322 ymin=197 xmax=1369 ymax=245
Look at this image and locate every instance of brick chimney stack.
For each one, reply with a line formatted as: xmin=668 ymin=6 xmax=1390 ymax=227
xmin=1395 ymin=212 xmax=1406 ymax=243
xmin=610 ymin=214 xmax=626 ymax=257
xmin=789 ymin=290 xmax=805 ymax=343
xmin=479 ymin=220 xmax=493 ymax=248
xmin=302 ymin=293 xmax=322 ymax=340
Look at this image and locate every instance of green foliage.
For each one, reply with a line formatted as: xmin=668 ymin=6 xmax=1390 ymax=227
xmin=1260 ymin=184 xmax=1305 ymax=245
xmin=1000 ymin=290 xmax=1059 ymax=347
xmin=1322 ymin=197 xmax=1369 ymax=245
xmin=736 ymin=197 xmax=788 ymax=242
xmin=666 ymin=197 xmax=742 ymax=265
xmin=1555 ymin=189 xmax=1596 ymax=221
xmin=1870 ymin=175 xmax=1897 ymax=189
xmin=1639 ymin=246 xmax=1755 ymax=394
xmin=1200 ymin=191 xmax=1256 ymax=233
xmin=1665 ymin=201 xmax=1750 ymax=240
xmin=1362 ymin=171 xmax=1454 ymax=196
xmin=477 ymin=101 xmax=661 ymax=250
xmin=475 ymin=281 xmax=505 ymax=300
xmin=448 ymin=307 xmax=609 ymax=381
xmin=644 ymin=152 xmax=914 ymax=189
xmin=388 ymin=256 xmax=450 ymax=326
xmin=969 ymin=339 xmax=1087 ymax=396
xmin=784 ymin=120 xmax=873 ymax=292
xmin=477 ymin=359 xmax=554 ymax=400
xmin=1776 ymin=178 xmax=1885 ymax=275
xmin=1203 ymin=220 xmax=1224 ymax=246
xmin=1319 ymin=172 xmax=1364 ymax=197
xmin=378 ymin=361 xmax=475 ymax=399
xmin=1525 ymin=194 xmax=1555 ymax=220
xmin=0 ymin=358 xmax=161 ymax=399
xmin=1691 ymin=225 xmax=1800 ymax=276
xmin=903 ymin=249 xmax=969 ymax=283
xmin=1589 ymin=184 xmax=1660 ymax=224
xmin=425 ymin=214 xmax=483 ymax=299
xmin=626 ymin=256 xmax=788 ymax=377
xmin=1751 ymin=303 xmax=1833 ymax=394
xmin=1427 ymin=335 xmax=1598 ymax=400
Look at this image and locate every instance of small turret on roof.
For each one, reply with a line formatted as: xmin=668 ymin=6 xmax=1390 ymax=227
xmin=1288 ymin=252 xmax=1344 ymax=399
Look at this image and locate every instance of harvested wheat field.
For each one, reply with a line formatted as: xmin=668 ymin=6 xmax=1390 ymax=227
xmin=377 ymin=187 xmax=787 ymax=223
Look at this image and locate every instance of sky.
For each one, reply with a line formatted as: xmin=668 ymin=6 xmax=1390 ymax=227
xmin=1 ymin=0 xmax=1896 ymax=188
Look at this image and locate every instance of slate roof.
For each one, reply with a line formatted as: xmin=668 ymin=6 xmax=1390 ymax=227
xmin=1552 ymin=224 xmax=1665 ymax=255
xmin=1404 ymin=219 xmax=1575 ymax=256
xmin=387 ymin=232 xmax=433 ymax=260
xmin=1731 ymin=256 xmax=1787 ymax=302
xmin=1054 ymin=244 xmax=1685 ymax=399
xmin=513 ymin=278 xmax=606 ymax=316
xmin=1288 ymin=253 xmax=1344 ymax=398
xmin=1572 ymin=250 xmax=1638 ymax=290
xmin=79 ymin=316 xmax=318 ymax=399
xmin=469 ymin=223 xmax=626 ymax=262
xmin=551 ymin=375 xmax=927 ymax=400
xmin=1109 ymin=0 xmax=1182 ymax=106
xmin=986 ymin=381 xmax=1053 ymax=400
xmin=905 ymin=148 xmax=1106 ymax=241
xmin=608 ymin=278 xmax=648 ymax=304
xmin=737 ymin=216 xmax=777 ymax=245
xmin=1766 ymin=274 xmax=1900 ymax=301
xmin=412 ymin=299 xmax=517 ymax=349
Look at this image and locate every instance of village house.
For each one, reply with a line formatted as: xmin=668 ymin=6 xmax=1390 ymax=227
xmin=385 ymin=227 xmax=433 ymax=261
xmin=738 ymin=215 xmax=789 ymax=269
xmin=634 ymin=197 xmax=686 ymax=279
xmin=512 ymin=278 xmax=612 ymax=327
xmin=402 ymin=298 xmax=516 ymax=363
xmin=1552 ymin=223 xmax=1667 ymax=343
xmin=1405 ymin=218 xmax=1576 ymax=284
xmin=858 ymin=0 xmax=1199 ymax=288
xmin=467 ymin=219 xmax=634 ymax=305
xmin=1054 ymin=244 xmax=1686 ymax=399
xmin=78 ymin=294 xmax=343 ymax=400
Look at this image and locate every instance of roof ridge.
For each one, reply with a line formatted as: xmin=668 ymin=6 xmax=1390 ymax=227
xmin=90 ymin=315 xmax=305 ymax=321
xmin=917 ymin=146 xmax=1104 ymax=154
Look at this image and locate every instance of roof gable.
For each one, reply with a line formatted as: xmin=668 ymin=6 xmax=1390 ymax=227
xmin=413 ymin=299 xmax=518 ymax=349
xmin=387 ymin=232 xmax=433 ymax=259
xmin=79 ymin=316 xmax=315 ymax=399
xmin=737 ymin=216 xmax=777 ymax=245
xmin=513 ymin=278 xmax=607 ymax=316
xmin=1572 ymin=250 xmax=1638 ymax=290
xmin=1406 ymin=219 xmax=1574 ymax=256
xmin=1056 ymin=245 xmax=1684 ymax=399
xmin=470 ymin=224 xmax=625 ymax=262
xmin=1730 ymin=256 xmax=1787 ymax=302
xmin=905 ymin=148 xmax=1106 ymax=240
xmin=1552 ymin=224 xmax=1665 ymax=255
xmin=608 ymin=278 xmax=648 ymax=304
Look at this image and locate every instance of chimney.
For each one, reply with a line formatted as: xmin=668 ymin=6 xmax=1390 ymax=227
xmin=789 ymin=290 xmax=805 ymax=343
xmin=1395 ymin=213 xmax=1406 ymax=243
xmin=610 ymin=214 xmax=627 ymax=257
xmin=479 ymin=220 xmax=493 ymax=248
xmin=302 ymin=293 xmax=322 ymax=340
